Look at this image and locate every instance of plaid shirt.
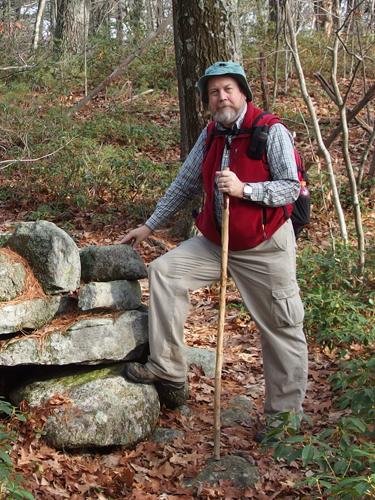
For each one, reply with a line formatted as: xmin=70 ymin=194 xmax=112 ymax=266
xmin=146 ymin=106 xmax=300 ymax=231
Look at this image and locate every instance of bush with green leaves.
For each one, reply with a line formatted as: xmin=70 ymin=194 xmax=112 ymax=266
xmin=264 ymin=246 xmax=375 ymax=498
xmin=0 ymin=398 xmax=33 ymax=499
xmin=297 ymin=244 xmax=374 ymax=347
xmin=266 ymin=355 xmax=374 ymax=499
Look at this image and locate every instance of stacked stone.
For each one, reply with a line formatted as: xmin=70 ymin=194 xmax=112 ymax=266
xmin=0 ymin=221 xmax=159 ymax=449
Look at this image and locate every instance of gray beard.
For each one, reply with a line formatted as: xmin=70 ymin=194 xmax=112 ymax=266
xmin=213 ymin=107 xmax=240 ymax=127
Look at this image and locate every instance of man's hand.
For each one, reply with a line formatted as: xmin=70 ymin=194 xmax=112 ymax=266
xmin=216 ymin=170 xmax=245 ymax=198
xmin=119 ymin=225 xmax=152 ymax=249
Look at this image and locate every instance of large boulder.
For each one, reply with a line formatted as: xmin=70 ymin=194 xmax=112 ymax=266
xmin=0 ymin=252 xmax=26 ymax=301
xmin=6 ymin=221 xmax=81 ymax=294
xmin=10 ymin=364 xmax=160 ymax=449
xmin=0 ymin=309 xmax=148 ymax=365
xmin=78 ymin=280 xmax=142 ymax=311
xmin=0 ymin=296 xmax=61 ymax=335
xmin=80 ymin=244 xmax=147 ymax=282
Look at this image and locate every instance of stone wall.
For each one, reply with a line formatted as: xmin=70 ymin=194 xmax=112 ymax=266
xmin=0 ymin=220 xmax=159 ymax=449
xmin=0 ymin=221 xmax=216 ymax=450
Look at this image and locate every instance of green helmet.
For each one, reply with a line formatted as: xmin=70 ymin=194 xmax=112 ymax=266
xmin=196 ymin=61 xmax=253 ymax=104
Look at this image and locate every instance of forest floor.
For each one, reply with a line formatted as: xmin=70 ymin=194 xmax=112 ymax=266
xmin=0 ymin=206 xmax=349 ymax=500
xmin=0 ymin=81 xmax=373 ymax=499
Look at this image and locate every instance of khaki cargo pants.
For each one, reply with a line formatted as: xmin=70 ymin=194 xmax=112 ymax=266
xmin=145 ymin=219 xmax=308 ymax=415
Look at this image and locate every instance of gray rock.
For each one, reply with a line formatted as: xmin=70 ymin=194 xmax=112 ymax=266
xmin=222 ymin=396 xmax=254 ymax=427
xmin=185 ymin=346 xmax=216 ymax=378
xmin=10 ymin=364 xmax=160 ymax=449
xmin=0 ymin=309 xmax=148 ymax=365
xmin=185 ymin=455 xmax=259 ymax=489
xmin=0 ymin=253 xmax=26 ymax=301
xmin=0 ymin=296 xmax=61 ymax=335
xmin=7 ymin=221 xmax=80 ymax=294
xmin=78 ymin=280 xmax=141 ymax=311
xmin=151 ymin=427 xmax=184 ymax=444
xmin=80 ymin=244 xmax=147 ymax=282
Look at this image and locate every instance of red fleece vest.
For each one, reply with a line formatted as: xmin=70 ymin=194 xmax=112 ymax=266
xmin=195 ymin=103 xmax=293 ymax=250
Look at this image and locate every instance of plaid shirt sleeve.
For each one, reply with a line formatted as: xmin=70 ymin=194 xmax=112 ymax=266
xmin=248 ymin=123 xmax=300 ymax=206
xmin=145 ymin=127 xmax=207 ymax=230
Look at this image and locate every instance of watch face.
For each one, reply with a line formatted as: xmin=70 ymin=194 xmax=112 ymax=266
xmin=244 ymin=185 xmax=252 ymax=197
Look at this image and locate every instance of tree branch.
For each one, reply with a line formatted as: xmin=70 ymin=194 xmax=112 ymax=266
xmin=324 ymin=83 xmax=375 ymax=147
xmin=0 ymin=139 xmax=74 ymax=170
xmin=74 ymin=15 xmax=172 ymax=112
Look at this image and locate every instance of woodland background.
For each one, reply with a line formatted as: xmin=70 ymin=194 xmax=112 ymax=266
xmin=0 ymin=0 xmax=374 ymax=498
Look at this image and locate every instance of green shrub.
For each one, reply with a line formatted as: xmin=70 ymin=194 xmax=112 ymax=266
xmin=269 ymin=354 xmax=374 ymax=499
xmin=297 ymin=245 xmax=374 ymax=347
xmin=0 ymin=398 xmax=33 ymax=499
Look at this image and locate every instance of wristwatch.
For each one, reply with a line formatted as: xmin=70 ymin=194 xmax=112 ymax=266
xmin=243 ymin=183 xmax=253 ymax=199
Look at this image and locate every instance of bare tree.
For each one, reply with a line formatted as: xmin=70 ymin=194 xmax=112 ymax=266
xmin=32 ymin=0 xmax=47 ymax=50
xmin=89 ymin=0 xmax=113 ymax=37
xmin=284 ymin=0 xmax=348 ymax=243
xmin=314 ymin=0 xmax=334 ymax=36
xmin=331 ymin=23 xmax=365 ymax=269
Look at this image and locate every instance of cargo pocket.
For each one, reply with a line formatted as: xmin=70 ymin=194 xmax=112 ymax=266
xmin=271 ymin=285 xmax=304 ymax=327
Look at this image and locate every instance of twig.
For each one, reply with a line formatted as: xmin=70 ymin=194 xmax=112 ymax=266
xmin=325 ymin=83 xmax=375 ymax=147
xmin=0 ymin=138 xmax=74 ymax=170
xmin=357 ymin=126 xmax=375 ymax=187
xmin=0 ymin=64 xmax=36 ymax=71
xmin=74 ymin=15 xmax=172 ymax=112
xmin=314 ymin=72 xmax=374 ymax=135
xmin=123 ymin=89 xmax=154 ymax=103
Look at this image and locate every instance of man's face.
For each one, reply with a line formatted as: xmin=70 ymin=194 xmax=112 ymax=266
xmin=207 ymin=76 xmax=247 ymax=127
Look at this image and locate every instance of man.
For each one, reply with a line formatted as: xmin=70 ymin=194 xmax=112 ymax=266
xmin=120 ymin=61 xmax=308 ymax=433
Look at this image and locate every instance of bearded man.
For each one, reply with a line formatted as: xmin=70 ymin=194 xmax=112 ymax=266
xmin=120 ymin=61 xmax=308 ymax=440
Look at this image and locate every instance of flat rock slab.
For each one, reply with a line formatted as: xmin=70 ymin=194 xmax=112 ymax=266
xmin=185 ymin=455 xmax=259 ymax=489
xmin=10 ymin=364 xmax=160 ymax=449
xmin=7 ymin=220 xmax=80 ymax=294
xmin=0 ymin=296 xmax=61 ymax=335
xmin=80 ymin=244 xmax=147 ymax=282
xmin=0 ymin=309 xmax=148 ymax=366
xmin=78 ymin=280 xmax=141 ymax=311
xmin=0 ymin=252 xmax=26 ymax=301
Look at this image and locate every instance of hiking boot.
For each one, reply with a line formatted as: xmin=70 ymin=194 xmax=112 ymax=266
xmin=156 ymin=381 xmax=189 ymax=410
xmin=123 ymin=362 xmax=188 ymax=409
xmin=123 ymin=362 xmax=165 ymax=385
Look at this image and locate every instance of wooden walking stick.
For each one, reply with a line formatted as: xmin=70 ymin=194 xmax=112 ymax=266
xmin=213 ymin=189 xmax=230 ymax=460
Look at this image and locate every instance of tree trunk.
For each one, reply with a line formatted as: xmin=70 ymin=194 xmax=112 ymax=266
xmin=314 ymin=0 xmax=334 ymax=36
xmin=171 ymin=0 xmax=242 ymax=238
xmin=116 ymin=0 xmax=124 ymax=42
xmin=331 ymin=29 xmax=365 ymax=270
xmin=50 ymin=0 xmax=58 ymax=37
xmin=269 ymin=0 xmax=278 ymax=25
xmin=54 ymin=0 xmax=90 ymax=54
xmin=89 ymin=0 xmax=112 ymax=37
xmin=32 ymin=0 xmax=47 ymax=50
